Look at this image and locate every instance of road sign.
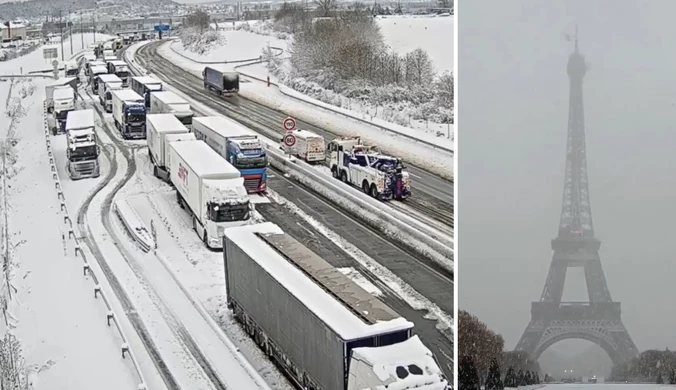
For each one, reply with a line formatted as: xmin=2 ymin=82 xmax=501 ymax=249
xmin=154 ymin=24 xmax=170 ymax=32
xmin=282 ymin=117 xmax=296 ymax=131
xmin=43 ymin=48 xmax=58 ymax=60
xmin=283 ymin=132 xmax=296 ymax=147
xmin=52 ymin=60 xmax=59 ymax=67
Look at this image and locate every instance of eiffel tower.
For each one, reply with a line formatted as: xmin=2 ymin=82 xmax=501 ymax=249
xmin=514 ymin=28 xmax=639 ymax=365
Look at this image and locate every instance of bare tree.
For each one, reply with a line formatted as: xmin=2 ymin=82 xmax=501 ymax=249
xmin=404 ymin=48 xmax=435 ymax=86
xmin=184 ymin=9 xmax=210 ymax=33
xmin=434 ymin=71 xmax=453 ymax=109
xmin=314 ymin=0 xmax=336 ymax=17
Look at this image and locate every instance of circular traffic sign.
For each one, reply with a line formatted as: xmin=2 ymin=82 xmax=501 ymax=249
xmin=283 ymin=133 xmax=296 ymax=147
xmin=282 ymin=117 xmax=296 ymax=131
xmin=52 ymin=60 xmax=59 ymax=67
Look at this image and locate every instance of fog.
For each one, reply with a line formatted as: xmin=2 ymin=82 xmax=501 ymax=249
xmin=459 ymin=0 xmax=676 ymax=361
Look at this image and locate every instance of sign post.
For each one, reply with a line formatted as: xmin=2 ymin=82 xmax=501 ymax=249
xmin=281 ymin=117 xmax=297 ymax=156
xmin=52 ymin=60 xmax=59 ymax=80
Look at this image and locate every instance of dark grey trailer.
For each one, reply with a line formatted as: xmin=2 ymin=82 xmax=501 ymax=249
xmin=203 ymin=66 xmax=240 ymax=96
xmin=223 ymin=223 xmax=415 ymax=390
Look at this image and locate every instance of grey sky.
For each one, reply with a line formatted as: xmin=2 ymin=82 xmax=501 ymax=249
xmin=459 ymin=0 xmax=676 ymax=354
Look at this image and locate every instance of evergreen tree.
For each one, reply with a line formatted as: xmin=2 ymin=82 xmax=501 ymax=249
xmin=535 ymin=372 xmax=540 ymax=384
xmin=525 ymin=371 xmax=532 ymax=385
xmin=485 ymin=359 xmax=504 ymax=389
xmin=669 ymin=368 xmax=676 ymax=385
xmin=657 ymin=372 xmax=664 ymax=384
xmin=517 ymin=370 xmax=526 ymax=386
xmin=504 ymin=367 xmax=517 ymax=388
xmin=458 ymin=355 xmax=480 ymax=390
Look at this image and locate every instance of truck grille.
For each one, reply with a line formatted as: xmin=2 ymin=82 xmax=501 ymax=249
xmin=74 ymin=161 xmax=96 ymax=175
xmin=243 ymin=177 xmax=260 ymax=192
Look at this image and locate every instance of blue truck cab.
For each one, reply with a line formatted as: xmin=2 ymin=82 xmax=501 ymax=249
xmin=111 ymin=89 xmax=147 ymax=140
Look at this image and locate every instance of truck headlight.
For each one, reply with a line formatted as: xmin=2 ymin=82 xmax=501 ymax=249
xmin=217 ymin=226 xmax=224 ymax=236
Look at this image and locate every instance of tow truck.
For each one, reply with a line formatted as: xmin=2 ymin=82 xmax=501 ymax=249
xmin=328 ymin=136 xmax=411 ymax=200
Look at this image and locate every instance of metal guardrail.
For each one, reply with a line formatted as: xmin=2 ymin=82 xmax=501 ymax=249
xmin=113 ymin=200 xmax=153 ymax=252
xmin=41 ymin=101 xmax=149 ymax=389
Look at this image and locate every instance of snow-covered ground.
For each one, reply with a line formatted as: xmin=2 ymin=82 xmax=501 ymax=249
xmin=170 ymin=30 xmax=288 ymax=63
xmin=153 ymin=41 xmax=453 ymax=179
xmin=170 ymin=20 xmax=454 ymax=149
xmin=0 ymin=33 xmax=116 ymax=75
xmin=376 ymin=15 xmax=453 ymax=74
xmin=0 ymin=76 xmax=139 ymax=387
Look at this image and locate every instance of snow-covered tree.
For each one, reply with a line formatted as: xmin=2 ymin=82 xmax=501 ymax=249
xmin=484 ymin=359 xmax=504 ymax=389
xmin=504 ymin=367 xmax=517 ymax=388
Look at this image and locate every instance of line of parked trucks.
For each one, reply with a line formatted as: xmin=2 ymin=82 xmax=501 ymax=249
xmin=47 ymin=38 xmax=446 ymax=390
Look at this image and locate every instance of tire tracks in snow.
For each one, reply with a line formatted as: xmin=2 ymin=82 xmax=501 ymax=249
xmin=77 ymin=91 xmax=229 ymax=390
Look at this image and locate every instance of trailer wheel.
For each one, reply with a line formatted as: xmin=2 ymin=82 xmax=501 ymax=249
xmin=331 ymin=166 xmax=338 ymax=179
xmin=203 ymin=231 xmax=209 ymax=248
xmin=370 ymin=184 xmax=379 ymax=199
xmin=177 ymin=192 xmax=184 ymax=208
xmin=340 ymin=170 xmax=348 ymax=183
xmin=362 ymin=180 xmax=369 ymax=194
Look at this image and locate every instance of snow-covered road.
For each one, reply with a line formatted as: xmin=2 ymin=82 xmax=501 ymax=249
xmin=1 ymin=77 xmax=140 ymax=388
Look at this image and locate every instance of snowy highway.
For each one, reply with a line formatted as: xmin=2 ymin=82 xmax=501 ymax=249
xmin=135 ymin=40 xmax=454 ymax=231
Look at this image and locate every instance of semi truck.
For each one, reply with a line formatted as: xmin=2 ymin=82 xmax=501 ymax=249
xmin=111 ymin=89 xmax=147 ymax=140
xmin=130 ymin=76 xmax=162 ymax=108
xmin=147 ymin=113 xmax=190 ymax=181
xmin=192 ymin=116 xmax=268 ymax=193
xmin=202 ymin=67 xmax=239 ymax=96
xmin=53 ymin=86 xmax=76 ymax=134
xmin=64 ymin=60 xmax=80 ymax=78
xmin=98 ymin=74 xmax=123 ymax=113
xmin=89 ymin=65 xmax=108 ymax=92
xmin=45 ymin=77 xmax=78 ymax=113
xmin=65 ymin=109 xmax=100 ymax=179
xmin=223 ymin=223 xmax=449 ymax=390
xmin=169 ymin=140 xmax=251 ymax=249
xmin=149 ymin=91 xmax=194 ymax=128
xmin=287 ymin=129 xmax=325 ymax=163
xmin=163 ymin=133 xmax=197 ymax=178
xmin=106 ymin=60 xmax=130 ymax=87
xmin=329 ymin=137 xmax=411 ymax=201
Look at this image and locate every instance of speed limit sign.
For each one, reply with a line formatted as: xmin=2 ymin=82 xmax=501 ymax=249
xmin=283 ymin=132 xmax=296 ymax=147
xmin=282 ymin=117 xmax=296 ymax=131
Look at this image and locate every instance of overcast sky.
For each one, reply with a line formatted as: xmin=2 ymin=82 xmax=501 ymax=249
xmin=460 ymin=0 xmax=676 ymax=355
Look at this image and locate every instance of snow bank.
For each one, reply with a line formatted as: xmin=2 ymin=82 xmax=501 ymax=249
xmin=172 ymin=28 xmax=288 ymax=63
xmin=156 ymin=41 xmax=453 ymax=180
xmin=113 ymin=198 xmax=155 ymax=252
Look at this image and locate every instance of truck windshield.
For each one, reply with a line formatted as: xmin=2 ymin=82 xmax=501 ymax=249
xmin=127 ymin=113 xmax=145 ymax=123
xmin=178 ymin=116 xmax=192 ymax=126
xmin=210 ymin=202 xmax=250 ymax=222
xmin=234 ymin=152 xmax=267 ymax=169
xmin=117 ymin=71 xmax=129 ymax=78
xmin=70 ymin=145 xmax=97 ymax=159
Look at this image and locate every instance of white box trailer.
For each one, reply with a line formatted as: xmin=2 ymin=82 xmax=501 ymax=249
xmin=288 ymin=129 xmax=325 ymax=162
xmin=147 ymin=113 xmax=189 ymax=181
xmin=45 ymin=77 xmax=78 ymax=113
xmin=149 ymin=91 xmax=194 ymax=128
xmin=97 ymin=74 xmax=123 ymax=112
xmin=223 ymin=223 xmax=449 ymax=390
xmin=169 ymin=140 xmax=251 ymax=249
xmin=53 ymin=86 xmax=76 ymax=134
xmin=65 ymin=109 xmax=95 ymax=134
xmin=164 ymin=133 xmax=196 ymax=178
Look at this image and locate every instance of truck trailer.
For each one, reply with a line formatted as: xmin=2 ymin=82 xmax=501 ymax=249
xmin=147 ymin=113 xmax=190 ymax=181
xmin=53 ymin=86 xmax=76 ymax=134
xmin=45 ymin=77 xmax=78 ymax=113
xmin=89 ymin=65 xmax=108 ymax=92
xmin=130 ymin=76 xmax=162 ymax=108
xmin=287 ymin=129 xmax=325 ymax=163
xmin=65 ymin=109 xmax=100 ymax=179
xmin=97 ymin=74 xmax=123 ymax=112
xmin=64 ymin=60 xmax=80 ymax=78
xmin=106 ymin=60 xmax=130 ymax=87
xmin=169 ymin=140 xmax=251 ymax=249
xmin=149 ymin=91 xmax=194 ymax=128
xmin=223 ymin=223 xmax=449 ymax=390
xmin=111 ymin=89 xmax=146 ymax=140
xmin=202 ymin=66 xmax=239 ymax=96
xmin=192 ymin=116 xmax=268 ymax=193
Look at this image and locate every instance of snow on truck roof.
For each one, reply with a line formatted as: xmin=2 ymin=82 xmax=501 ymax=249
xmin=133 ymin=76 xmax=162 ymax=85
xmin=66 ymin=109 xmax=95 ymax=130
xmin=170 ymin=140 xmax=241 ymax=178
xmin=292 ymin=129 xmax=323 ymax=140
xmin=111 ymin=89 xmax=143 ymax=101
xmin=53 ymin=87 xmax=73 ymax=99
xmin=98 ymin=74 xmax=121 ymax=83
xmin=147 ymin=114 xmax=187 ymax=133
xmin=224 ymin=223 xmax=414 ymax=341
xmin=47 ymin=77 xmax=77 ymax=87
xmin=108 ymin=60 xmax=126 ymax=66
xmin=90 ymin=65 xmax=108 ymax=74
xmin=151 ymin=90 xmax=187 ymax=104
xmin=193 ymin=116 xmax=256 ymax=138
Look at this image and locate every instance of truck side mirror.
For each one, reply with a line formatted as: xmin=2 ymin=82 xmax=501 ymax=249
xmin=96 ymin=146 xmax=101 ymax=156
